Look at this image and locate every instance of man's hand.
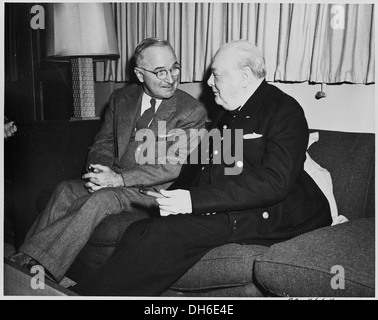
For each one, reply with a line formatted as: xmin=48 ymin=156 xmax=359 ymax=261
xmin=4 ymin=121 xmax=17 ymax=139
xmin=156 ymin=189 xmax=193 ymax=216
xmin=82 ymin=164 xmax=124 ymax=193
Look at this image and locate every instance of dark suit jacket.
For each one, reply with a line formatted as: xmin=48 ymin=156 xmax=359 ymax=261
xmin=87 ymin=84 xmax=207 ymax=190
xmin=175 ymin=80 xmax=331 ymax=245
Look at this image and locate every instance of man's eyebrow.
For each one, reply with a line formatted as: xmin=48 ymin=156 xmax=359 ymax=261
xmin=153 ymin=61 xmax=180 ymax=71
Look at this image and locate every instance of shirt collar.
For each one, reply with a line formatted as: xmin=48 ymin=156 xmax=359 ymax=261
xmin=142 ymin=92 xmax=163 ymax=113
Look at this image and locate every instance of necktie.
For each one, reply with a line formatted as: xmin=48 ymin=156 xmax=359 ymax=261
xmin=137 ymin=98 xmax=156 ymax=130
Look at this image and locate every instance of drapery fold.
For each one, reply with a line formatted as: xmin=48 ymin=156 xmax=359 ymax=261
xmin=95 ymin=3 xmax=374 ymax=84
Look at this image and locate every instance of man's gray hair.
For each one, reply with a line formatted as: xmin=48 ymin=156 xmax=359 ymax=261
xmin=219 ymin=40 xmax=266 ymax=79
xmin=134 ymin=37 xmax=176 ymax=67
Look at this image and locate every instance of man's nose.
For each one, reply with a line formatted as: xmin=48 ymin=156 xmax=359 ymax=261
xmin=165 ymin=71 xmax=174 ymax=84
xmin=207 ymin=74 xmax=214 ymax=87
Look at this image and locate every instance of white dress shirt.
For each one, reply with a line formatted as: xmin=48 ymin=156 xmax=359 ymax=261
xmin=141 ymin=93 xmax=163 ymax=116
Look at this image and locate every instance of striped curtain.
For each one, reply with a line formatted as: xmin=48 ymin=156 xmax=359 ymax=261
xmin=95 ymin=2 xmax=375 ymax=84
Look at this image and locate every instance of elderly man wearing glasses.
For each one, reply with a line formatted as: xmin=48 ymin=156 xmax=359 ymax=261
xmin=11 ymin=38 xmax=207 ymax=283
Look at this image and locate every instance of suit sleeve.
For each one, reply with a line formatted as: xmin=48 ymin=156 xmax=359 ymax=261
xmin=119 ymin=103 xmax=207 ymax=188
xmin=190 ymin=99 xmax=309 ymax=215
xmin=86 ymin=92 xmax=117 ymax=169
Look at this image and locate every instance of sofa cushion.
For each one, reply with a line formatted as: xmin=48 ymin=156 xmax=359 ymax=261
xmin=254 ymin=217 xmax=375 ymax=297
xmin=170 ymin=243 xmax=269 ymax=291
xmin=305 ymin=132 xmax=341 ymax=224
xmin=164 ymin=283 xmax=265 ymax=297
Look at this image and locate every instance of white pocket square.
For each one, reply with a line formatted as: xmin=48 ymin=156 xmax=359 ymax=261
xmin=243 ymin=133 xmax=263 ymax=140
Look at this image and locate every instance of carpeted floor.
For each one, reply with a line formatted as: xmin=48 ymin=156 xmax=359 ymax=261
xmin=3 ymin=241 xmax=76 ymax=289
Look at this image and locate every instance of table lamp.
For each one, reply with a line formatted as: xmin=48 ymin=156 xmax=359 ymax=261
xmin=45 ymin=3 xmax=119 ymax=120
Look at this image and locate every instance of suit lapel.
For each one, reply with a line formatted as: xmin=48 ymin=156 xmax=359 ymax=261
xmin=117 ymin=86 xmax=143 ymax=158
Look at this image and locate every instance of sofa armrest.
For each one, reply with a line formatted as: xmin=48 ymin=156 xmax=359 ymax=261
xmin=254 ymin=217 xmax=375 ymax=297
xmin=5 ymin=120 xmax=102 ymax=248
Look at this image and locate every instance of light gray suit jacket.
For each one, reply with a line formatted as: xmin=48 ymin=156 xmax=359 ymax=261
xmin=87 ymin=84 xmax=207 ymax=190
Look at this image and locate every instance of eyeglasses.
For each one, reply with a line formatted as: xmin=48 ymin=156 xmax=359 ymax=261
xmin=137 ymin=64 xmax=181 ymax=80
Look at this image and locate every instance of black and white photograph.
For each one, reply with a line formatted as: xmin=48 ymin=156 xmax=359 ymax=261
xmin=1 ymin=0 xmax=376 ymax=303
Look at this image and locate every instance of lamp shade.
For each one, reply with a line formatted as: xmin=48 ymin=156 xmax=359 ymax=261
xmin=46 ymin=3 xmax=119 ymax=60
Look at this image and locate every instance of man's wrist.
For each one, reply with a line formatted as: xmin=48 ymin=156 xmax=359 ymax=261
xmin=116 ymin=173 xmax=125 ymax=187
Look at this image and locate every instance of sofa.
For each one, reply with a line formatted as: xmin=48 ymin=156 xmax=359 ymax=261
xmin=5 ymin=120 xmax=375 ymax=297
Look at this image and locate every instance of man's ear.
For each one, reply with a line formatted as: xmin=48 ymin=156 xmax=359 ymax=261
xmin=240 ymin=66 xmax=254 ymax=88
xmin=134 ymin=68 xmax=144 ymax=83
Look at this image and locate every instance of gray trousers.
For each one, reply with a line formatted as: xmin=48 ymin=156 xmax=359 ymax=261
xmin=20 ymin=180 xmax=157 ymax=282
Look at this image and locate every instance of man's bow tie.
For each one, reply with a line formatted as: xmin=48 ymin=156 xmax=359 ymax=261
xmin=226 ymin=107 xmax=241 ymax=117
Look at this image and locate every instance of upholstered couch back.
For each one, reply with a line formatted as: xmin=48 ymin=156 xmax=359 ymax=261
xmin=4 ymin=121 xmax=375 ymax=250
xmin=308 ymin=130 xmax=375 ymax=220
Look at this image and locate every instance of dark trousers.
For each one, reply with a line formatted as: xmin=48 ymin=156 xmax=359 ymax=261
xmin=72 ymin=200 xmax=331 ymax=296
xmin=72 ymin=213 xmax=233 ymax=296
